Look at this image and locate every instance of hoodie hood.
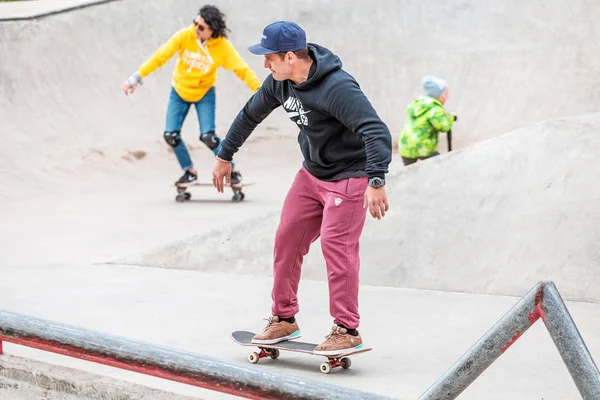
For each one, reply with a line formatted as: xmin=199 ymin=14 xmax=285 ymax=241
xmin=407 ymin=95 xmax=443 ymax=118
xmin=218 ymin=41 xmax=392 ymax=182
xmin=294 ymin=43 xmax=342 ymax=90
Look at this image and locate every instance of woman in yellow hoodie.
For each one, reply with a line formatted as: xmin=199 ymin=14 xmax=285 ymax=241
xmin=122 ymin=5 xmax=261 ymax=186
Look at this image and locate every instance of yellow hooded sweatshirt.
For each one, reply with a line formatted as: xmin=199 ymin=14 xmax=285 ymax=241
xmin=138 ymin=25 xmax=261 ymax=103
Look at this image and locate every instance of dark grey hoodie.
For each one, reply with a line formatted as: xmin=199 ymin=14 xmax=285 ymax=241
xmin=217 ymin=43 xmax=392 ymax=181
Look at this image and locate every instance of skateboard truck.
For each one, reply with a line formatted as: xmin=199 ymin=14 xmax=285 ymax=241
xmin=248 ymin=348 xmax=280 ymax=363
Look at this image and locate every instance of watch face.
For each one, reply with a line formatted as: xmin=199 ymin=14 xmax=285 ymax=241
xmin=369 ymin=178 xmax=384 ymax=188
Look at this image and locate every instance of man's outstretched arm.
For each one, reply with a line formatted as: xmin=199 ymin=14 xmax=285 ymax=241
xmin=217 ymin=78 xmax=281 ymax=161
xmin=213 ymin=78 xmax=280 ymax=192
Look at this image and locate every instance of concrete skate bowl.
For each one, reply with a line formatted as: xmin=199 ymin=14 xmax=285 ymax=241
xmin=119 ymin=114 xmax=600 ymax=302
xmin=2 ymin=0 xmax=600 ymax=199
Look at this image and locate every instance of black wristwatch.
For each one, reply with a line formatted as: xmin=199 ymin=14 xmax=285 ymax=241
xmin=368 ymin=177 xmax=385 ymax=188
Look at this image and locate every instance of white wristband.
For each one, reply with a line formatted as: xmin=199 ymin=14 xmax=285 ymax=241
xmin=126 ymin=71 xmax=143 ymax=87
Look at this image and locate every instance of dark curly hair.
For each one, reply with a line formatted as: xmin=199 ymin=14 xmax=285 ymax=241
xmin=199 ymin=5 xmax=229 ymax=39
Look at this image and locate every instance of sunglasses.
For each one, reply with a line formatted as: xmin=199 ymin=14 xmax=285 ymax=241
xmin=193 ymin=20 xmax=208 ymax=31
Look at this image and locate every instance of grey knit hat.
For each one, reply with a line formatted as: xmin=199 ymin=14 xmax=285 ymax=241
xmin=422 ymin=76 xmax=447 ymax=98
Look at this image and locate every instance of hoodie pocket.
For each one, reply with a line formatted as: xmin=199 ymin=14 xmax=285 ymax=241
xmin=308 ymin=145 xmax=336 ymax=168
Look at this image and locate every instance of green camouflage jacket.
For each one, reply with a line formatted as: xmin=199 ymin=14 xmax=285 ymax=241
xmin=399 ymin=96 xmax=454 ymax=158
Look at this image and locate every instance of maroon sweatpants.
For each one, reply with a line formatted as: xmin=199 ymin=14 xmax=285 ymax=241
xmin=271 ymin=167 xmax=368 ymax=329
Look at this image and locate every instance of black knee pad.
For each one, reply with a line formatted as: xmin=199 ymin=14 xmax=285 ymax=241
xmin=163 ymin=131 xmax=181 ymax=147
xmin=199 ymin=130 xmax=220 ymax=150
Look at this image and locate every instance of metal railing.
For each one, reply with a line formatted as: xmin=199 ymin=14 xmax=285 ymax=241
xmin=418 ymin=281 xmax=600 ymax=399
xmin=2 ymin=280 xmax=597 ymax=399
xmin=0 ymin=310 xmax=394 ymax=400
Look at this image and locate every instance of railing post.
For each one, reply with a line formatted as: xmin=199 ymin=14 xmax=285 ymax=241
xmin=418 ymin=281 xmax=546 ymax=400
xmin=418 ymin=280 xmax=600 ymax=400
xmin=541 ymin=282 xmax=600 ymax=399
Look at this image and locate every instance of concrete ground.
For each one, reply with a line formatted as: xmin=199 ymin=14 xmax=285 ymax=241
xmin=1 ymin=0 xmax=599 ymax=399
xmin=2 ymin=262 xmax=600 ymax=400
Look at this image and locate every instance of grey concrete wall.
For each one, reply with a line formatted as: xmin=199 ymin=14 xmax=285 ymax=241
xmin=2 ymin=0 xmax=600 ymax=188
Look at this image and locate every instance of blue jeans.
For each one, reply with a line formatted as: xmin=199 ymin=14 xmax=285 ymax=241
xmin=165 ymin=86 xmax=234 ymax=171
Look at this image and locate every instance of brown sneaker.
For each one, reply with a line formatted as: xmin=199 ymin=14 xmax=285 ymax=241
xmin=251 ymin=316 xmax=301 ymax=345
xmin=313 ymin=325 xmax=364 ymax=356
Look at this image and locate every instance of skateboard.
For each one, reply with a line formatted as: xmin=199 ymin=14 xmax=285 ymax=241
xmin=174 ymin=181 xmax=255 ymax=203
xmin=230 ymin=330 xmax=372 ymax=374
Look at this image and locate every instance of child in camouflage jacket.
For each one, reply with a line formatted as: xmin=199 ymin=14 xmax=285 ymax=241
xmin=398 ymin=76 xmax=455 ymax=166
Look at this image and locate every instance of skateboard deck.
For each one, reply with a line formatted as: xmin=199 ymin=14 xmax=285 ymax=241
xmin=175 ymin=181 xmax=256 ymax=188
xmin=230 ymin=330 xmax=372 ymax=374
xmin=173 ymin=181 xmax=255 ymax=203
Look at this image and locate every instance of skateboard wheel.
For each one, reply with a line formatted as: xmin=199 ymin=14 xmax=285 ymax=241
xmin=248 ymin=352 xmax=260 ymax=364
xmin=319 ymin=362 xmax=332 ymax=374
xmin=269 ymin=349 xmax=280 ymax=360
xmin=175 ymin=194 xmax=186 ymax=202
xmin=184 ymin=192 xmax=191 ymax=200
xmin=341 ymin=357 xmax=351 ymax=369
xmin=232 ymin=192 xmax=244 ymax=202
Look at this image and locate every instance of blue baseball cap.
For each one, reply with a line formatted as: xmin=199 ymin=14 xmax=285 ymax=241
xmin=248 ymin=21 xmax=307 ymax=55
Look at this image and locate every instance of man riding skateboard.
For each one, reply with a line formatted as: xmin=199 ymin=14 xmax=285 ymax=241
xmin=212 ymin=21 xmax=392 ymax=355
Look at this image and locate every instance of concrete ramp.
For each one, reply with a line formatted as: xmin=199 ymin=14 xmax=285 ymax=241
xmin=121 ymin=114 xmax=600 ymax=302
xmin=2 ymin=0 xmax=600 ymax=198
xmin=362 ymin=113 xmax=600 ymax=302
